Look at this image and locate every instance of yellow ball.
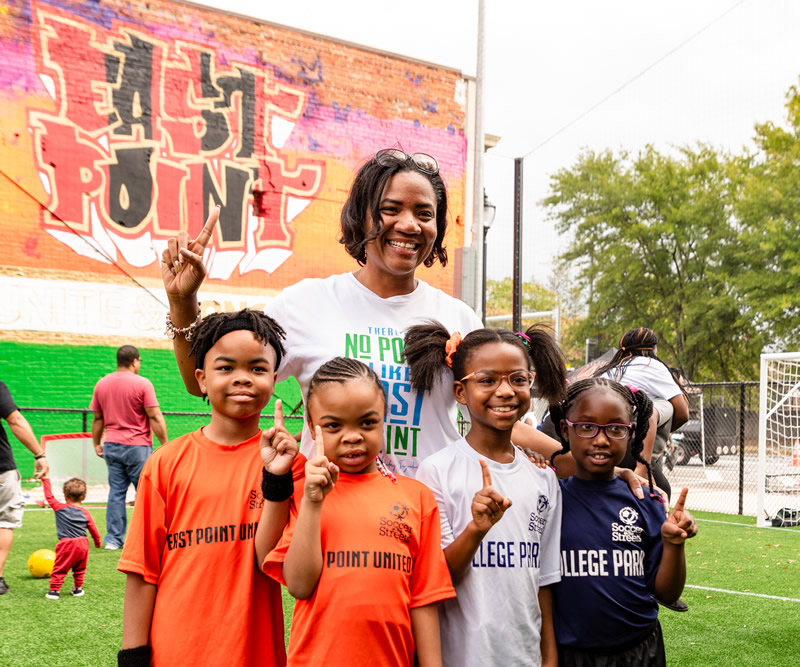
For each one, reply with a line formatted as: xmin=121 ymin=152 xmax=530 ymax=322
xmin=27 ymin=549 xmax=56 ymax=579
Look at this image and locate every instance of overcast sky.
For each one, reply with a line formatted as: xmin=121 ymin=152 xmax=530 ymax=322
xmin=198 ymin=0 xmax=800 ymax=283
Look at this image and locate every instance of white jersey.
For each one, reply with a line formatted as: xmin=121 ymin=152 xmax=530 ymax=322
xmin=416 ymin=438 xmax=562 ymax=667
xmin=266 ymin=272 xmax=481 ymax=477
xmin=601 ymin=356 xmax=681 ymax=401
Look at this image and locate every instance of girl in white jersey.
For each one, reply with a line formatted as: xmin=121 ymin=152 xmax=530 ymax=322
xmin=405 ymin=322 xmax=568 ymax=667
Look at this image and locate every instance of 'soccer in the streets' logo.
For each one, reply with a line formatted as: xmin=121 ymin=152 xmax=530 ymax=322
xmin=27 ymin=5 xmax=325 ymax=278
xmin=612 ymin=506 xmax=644 ymax=543
xmin=379 ymin=503 xmax=413 ymax=543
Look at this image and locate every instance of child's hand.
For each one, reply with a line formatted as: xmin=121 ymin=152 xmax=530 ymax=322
xmin=471 ymin=459 xmax=512 ymax=533
xmin=519 ymin=447 xmax=548 ymax=469
xmin=260 ymin=400 xmax=298 ymax=475
xmin=661 ymin=487 xmax=698 ymax=545
xmin=303 ymin=426 xmax=339 ymax=504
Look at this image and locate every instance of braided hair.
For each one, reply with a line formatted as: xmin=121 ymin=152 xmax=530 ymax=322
xmin=306 ymin=357 xmax=387 ymax=419
xmin=594 ymin=327 xmax=676 ymax=382
xmin=548 ymin=378 xmax=655 ymax=491
xmin=404 ymin=320 xmax=567 ymax=405
xmin=189 ymin=308 xmax=286 ymax=371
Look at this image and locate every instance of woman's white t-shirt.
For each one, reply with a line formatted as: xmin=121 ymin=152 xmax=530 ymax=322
xmin=266 ymin=272 xmax=482 ymax=477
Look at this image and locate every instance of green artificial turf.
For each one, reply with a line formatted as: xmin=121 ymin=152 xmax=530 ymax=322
xmin=1 ymin=508 xmax=797 ymax=666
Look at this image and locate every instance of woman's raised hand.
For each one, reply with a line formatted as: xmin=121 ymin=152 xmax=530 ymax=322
xmin=161 ymin=205 xmax=220 ymax=299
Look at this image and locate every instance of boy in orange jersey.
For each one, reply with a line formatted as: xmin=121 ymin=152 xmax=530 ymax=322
xmin=117 ymin=309 xmax=300 ymax=667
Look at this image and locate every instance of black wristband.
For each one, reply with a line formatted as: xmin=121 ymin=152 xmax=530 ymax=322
xmin=261 ymin=468 xmax=294 ymax=502
xmin=118 ymin=646 xmax=151 ymax=667
xmin=34 ymin=454 xmax=46 ymax=460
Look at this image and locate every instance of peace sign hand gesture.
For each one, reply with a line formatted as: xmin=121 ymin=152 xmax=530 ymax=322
xmin=303 ymin=426 xmax=339 ymax=504
xmin=260 ymin=400 xmax=299 ymax=475
xmin=161 ymin=205 xmax=219 ymax=299
xmin=661 ymin=487 xmax=698 ymax=544
xmin=470 ymin=459 xmax=512 ymax=533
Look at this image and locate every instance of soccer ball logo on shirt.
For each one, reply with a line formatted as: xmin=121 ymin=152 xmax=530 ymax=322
xmin=618 ymin=507 xmax=639 ymax=525
xmin=390 ymin=503 xmax=410 ymax=521
xmin=537 ymin=494 xmax=550 ymax=513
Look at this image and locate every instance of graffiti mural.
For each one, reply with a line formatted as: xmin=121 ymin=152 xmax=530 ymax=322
xmin=1 ymin=0 xmax=470 ymax=342
xmin=26 ymin=5 xmax=325 ymax=279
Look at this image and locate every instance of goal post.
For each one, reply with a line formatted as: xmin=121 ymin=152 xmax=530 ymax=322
xmin=756 ymin=352 xmax=800 ymax=527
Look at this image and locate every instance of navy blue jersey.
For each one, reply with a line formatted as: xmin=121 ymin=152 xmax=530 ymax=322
xmin=553 ymin=477 xmax=664 ymax=650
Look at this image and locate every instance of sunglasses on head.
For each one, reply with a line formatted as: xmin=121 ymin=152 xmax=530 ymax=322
xmin=374 ymin=148 xmax=439 ymax=175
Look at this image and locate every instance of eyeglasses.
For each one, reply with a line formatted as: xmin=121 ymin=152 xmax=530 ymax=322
xmin=374 ymin=148 xmax=439 ymax=175
xmin=564 ymin=420 xmax=632 ymax=439
xmin=458 ymin=370 xmax=535 ymax=392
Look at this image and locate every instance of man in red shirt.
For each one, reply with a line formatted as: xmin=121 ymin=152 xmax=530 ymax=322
xmin=90 ymin=346 xmax=168 ymax=550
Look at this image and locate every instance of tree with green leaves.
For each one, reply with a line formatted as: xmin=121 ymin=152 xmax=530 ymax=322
xmin=733 ymin=84 xmax=800 ymax=347
xmin=544 ymin=144 xmax=767 ymax=381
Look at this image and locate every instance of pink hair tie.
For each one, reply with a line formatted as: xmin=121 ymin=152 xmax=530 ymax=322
xmin=515 ymin=332 xmax=531 ymax=347
xmin=444 ymin=331 xmax=463 ymax=368
xmin=626 ymin=384 xmax=639 ymax=393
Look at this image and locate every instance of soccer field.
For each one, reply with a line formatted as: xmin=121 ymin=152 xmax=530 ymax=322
xmin=1 ymin=507 xmax=797 ymax=666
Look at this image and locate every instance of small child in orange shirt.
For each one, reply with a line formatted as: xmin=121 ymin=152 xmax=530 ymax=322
xmin=42 ymin=476 xmax=102 ymax=599
xmin=261 ymin=357 xmax=455 ymax=667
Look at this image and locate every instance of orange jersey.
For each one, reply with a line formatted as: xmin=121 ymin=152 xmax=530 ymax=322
xmin=264 ymin=469 xmax=455 ymax=666
xmin=118 ymin=428 xmax=293 ymax=666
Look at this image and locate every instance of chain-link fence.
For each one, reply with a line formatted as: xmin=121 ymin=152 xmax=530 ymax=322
xmin=24 ymin=384 xmax=764 ymax=518
xmin=659 ymin=382 xmax=759 ymax=516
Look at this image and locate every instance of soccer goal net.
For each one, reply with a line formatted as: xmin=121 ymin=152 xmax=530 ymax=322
xmin=41 ymin=433 xmax=111 ymax=503
xmin=756 ymin=352 xmax=800 ymax=526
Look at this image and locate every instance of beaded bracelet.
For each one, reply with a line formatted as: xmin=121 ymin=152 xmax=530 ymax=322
xmin=164 ymin=310 xmax=202 ymax=341
xmin=34 ymin=454 xmax=46 ymax=460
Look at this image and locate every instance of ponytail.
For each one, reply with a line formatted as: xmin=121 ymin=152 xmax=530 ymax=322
xmin=404 ymin=320 xmax=452 ymax=392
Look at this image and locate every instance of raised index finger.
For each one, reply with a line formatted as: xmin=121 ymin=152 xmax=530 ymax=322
xmin=193 ymin=205 xmax=220 ymax=249
xmin=670 ymin=487 xmax=689 ymax=515
xmin=273 ymin=399 xmax=284 ymax=430
xmin=314 ymin=425 xmax=325 ymax=459
xmin=480 ymin=458 xmax=493 ymax=489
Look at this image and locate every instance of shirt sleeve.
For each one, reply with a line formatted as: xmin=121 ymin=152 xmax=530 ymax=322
xmin=42 ymin=478 xmax=68 ymax=512
xmin=538 ymin=471 xmax=563 ymax=587
xmin=408 ymin=485 xmax=455 ymax=608
xmin=415 ymin=461 xmax=454 ymax=549
xmin=0 ymin=381 xmax=19 ymax=420
xmin=643 ymin=496 xmax=666 ymax=592
xmin=141 ymin=378 xmax=159 ymax=408
xmin=82 ymin=507 xmax=102 ymax=547
xmin=264 ymin=288 xmax=298 ymax=383
xmin=116 ymin=461 xmax=167 ymax=585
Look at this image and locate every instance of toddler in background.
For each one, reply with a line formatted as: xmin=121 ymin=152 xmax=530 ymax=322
xmin=42 ymin=476 xmax=101 ymax=599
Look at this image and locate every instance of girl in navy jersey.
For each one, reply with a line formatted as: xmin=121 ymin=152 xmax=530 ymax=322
xmin=405 ymin=322 xmax=568 ymax=667
xmin=548 ymin=378 xmax=697 ymax=666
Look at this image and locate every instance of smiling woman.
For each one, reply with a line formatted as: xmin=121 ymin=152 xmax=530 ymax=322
xmin=162 ymin=148 xmax=482 ymax=478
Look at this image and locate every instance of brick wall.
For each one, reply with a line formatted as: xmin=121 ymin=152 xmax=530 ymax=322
xmin=0 ymin=0 xmax=473 ymax=475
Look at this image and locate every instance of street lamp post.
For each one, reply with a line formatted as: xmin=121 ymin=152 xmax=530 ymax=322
xmin=481 ymin=191 xmax=497 ymax=324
